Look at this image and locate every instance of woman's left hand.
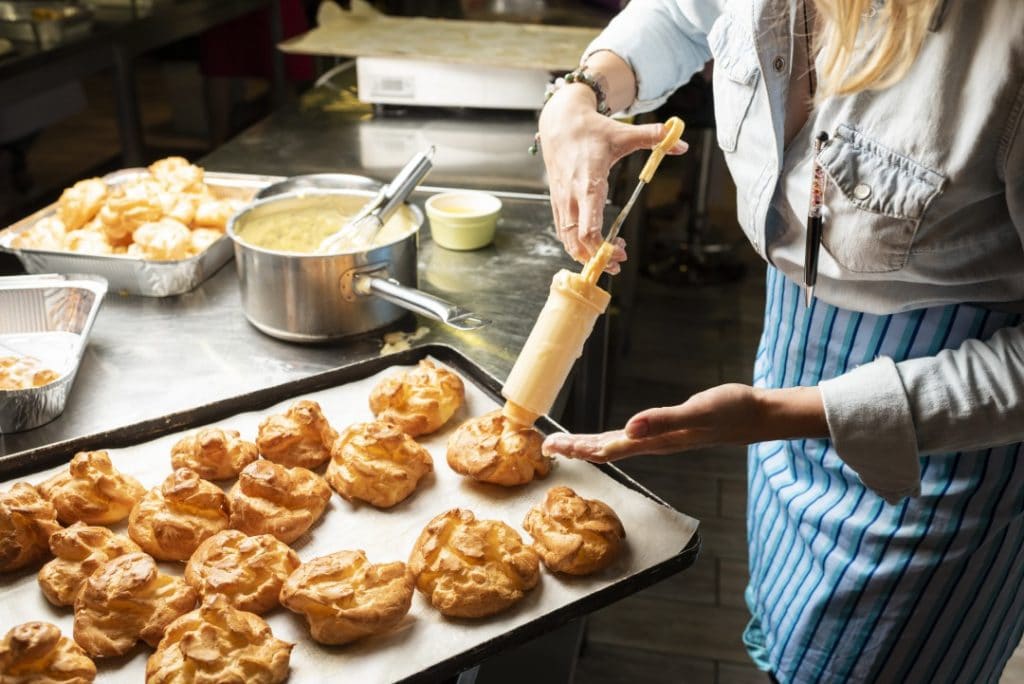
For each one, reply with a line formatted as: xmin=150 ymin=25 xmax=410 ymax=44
xmin=542 ymin=384 xmax=830 ymax=463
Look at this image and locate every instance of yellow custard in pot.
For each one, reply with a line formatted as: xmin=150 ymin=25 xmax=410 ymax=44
xmin=234 ymin=195 xmax=417 ymax=253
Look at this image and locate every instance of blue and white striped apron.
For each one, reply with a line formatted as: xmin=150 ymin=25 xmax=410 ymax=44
xmin=744 ymin=266 xmax=1024 ymax=683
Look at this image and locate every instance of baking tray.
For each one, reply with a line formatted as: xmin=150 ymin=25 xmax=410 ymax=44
xmin=0 ymin=344 xmax=700 ymax=683
xmin=0 ymin=170 xmax=283 ymax=297
xmin=0 ymin=273 xmax=107 ymax=433
xmin=0 ymin=2 xmax=92 ymax=50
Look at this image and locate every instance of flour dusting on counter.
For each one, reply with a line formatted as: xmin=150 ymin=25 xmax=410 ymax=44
xmin=380 ymin=326 xmax=430 ymax=355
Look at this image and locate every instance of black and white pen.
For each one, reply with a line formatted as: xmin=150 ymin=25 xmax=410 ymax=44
xmin=804 ymin=131 xmax=829 ymax=307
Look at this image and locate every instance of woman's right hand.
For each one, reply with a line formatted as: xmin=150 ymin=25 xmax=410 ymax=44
xmin=538 ymin=83 xmax=688 ymax=273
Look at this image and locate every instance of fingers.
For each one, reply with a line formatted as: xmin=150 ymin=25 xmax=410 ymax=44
xmin=551 ymin=187 xmax=586 ymax=263
xmin=542 ymin=429 xmax=701 ymax=463
xmin=550 ymin=202 xmax=576 ymax=262
xmin=575 ymin=176 xmax=608 ymax=256
xmin=542 ymin=430 xmax=631 ymax=463
xmin=625 ymin=402 xmax=702 ymax=439
xmin=610 ymin=122 xmax=690 ymax=160
xmin=606 ymin=237 xmax=627 ymax=275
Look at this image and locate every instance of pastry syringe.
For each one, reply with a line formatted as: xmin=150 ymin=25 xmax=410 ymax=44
xmin=501 ymin=117 xmax=686 ymax=427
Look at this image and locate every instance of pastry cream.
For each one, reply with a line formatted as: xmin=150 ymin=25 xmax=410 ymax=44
xmin=501 ymin=269 xmax=611 ymax=426
xmin=234 ymin=195 xmax=416 ymax=253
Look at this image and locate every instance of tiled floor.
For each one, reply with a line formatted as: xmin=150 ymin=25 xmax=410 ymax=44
xmin=6 ymin=60 xmax=1024 ymax=684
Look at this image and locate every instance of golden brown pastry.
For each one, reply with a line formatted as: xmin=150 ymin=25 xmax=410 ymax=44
xmin=192 ymin=198 xmax=240 ymax=231
xmin=146 ymin=594 xmax=291 ymax=684
xmin=57 ymin=177 xmax=107 ymax=231
xmin=189 ymin=227 xmax=223 ymax=255
xmin=62 ymin=229 xmax=113 ymax=256
xmin=38 ymin=523 xmax=141 ymax=607
xmin=408 ymin=508 xmax=540 ymax=618
xmin=256 ymin=399 xmax=339 ymax=469
xmin=0 ymin=483 xmax=62 ymax=573
xmin=160 ymin=192 xmax=198 ymax=227
xmin=326 ymin=421 xmax=433 ymax=508
xmin=11 ymin=215 xmax=67 ymax=251
xmin=185 ymin=530 xmax=299 ymax=615
xmin=280 ymin=550 xmax=414 ymax=645
xmin=522 ymin=487 xmax=626 ymax=575
xmin=24 ymin=159 xmax=241 ymax=260
xmin=0 ymin=356 xmax=60 ymax=391
xmin=148 ymin=156 xmax=204 ymax=194
xmin=0 ymin=622 xmax=96 ymax=683
xmin=228 ymin=460 xmax=331 ymax=544
xmin=73 ymin=552 xmax=197 ymax=658
xmin=37 ymin=451 xmax=145 ymax=526
xmin=369 ymin=359 xmax=465 ymax=437
xmin=128 ymin=218 xmax=192 ymax=261
xmin=446 ymin=410 xmax=550 ymax=486
xmin=98 ymin=180 xmax=166 ymax=245
xmin=128 ymin=468 xmax=230 ymax=562
xmin=170 ymin=427 xmax=259 ymax=481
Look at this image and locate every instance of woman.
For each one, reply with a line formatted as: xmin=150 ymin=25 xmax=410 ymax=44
xmin=537 ymin=0 xmax=1024 ymax=681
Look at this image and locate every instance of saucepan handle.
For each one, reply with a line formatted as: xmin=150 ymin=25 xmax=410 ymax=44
xmin=352 ymin=273 xmax=490 ymax=331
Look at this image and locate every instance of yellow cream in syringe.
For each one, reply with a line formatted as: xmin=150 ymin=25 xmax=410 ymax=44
xmin=501 ymin=117 xmax=685 ymax=426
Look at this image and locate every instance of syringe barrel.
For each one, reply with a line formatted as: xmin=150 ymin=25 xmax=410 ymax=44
xmin=501 ymin=269 xmax=611 ymax=425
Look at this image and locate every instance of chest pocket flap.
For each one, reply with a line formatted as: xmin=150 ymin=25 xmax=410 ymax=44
xmin=817 ymin=124 xmax=947 ymax=272
xmin=708 ymin=13 xmax=759 ymax=152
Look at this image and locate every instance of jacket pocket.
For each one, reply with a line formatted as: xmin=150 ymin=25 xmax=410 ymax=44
xmin=708 ymin=13 xmax=759 ymax=153
xmin=818 ymin=124 xmax=946 ymax=273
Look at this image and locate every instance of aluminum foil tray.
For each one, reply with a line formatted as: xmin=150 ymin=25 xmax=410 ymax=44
xmin=0 ymin=274 xmax=107 ymax=433
xmin=0 ymin=2 xmax=93 ymax=50
xmin=0 ymin=170 xmax=283 ymax=297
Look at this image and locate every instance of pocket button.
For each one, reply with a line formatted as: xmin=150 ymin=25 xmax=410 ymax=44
xmin=773 ymin=56 xmax=786 ymax=72
xmin=853 ymin=183 xmax=872 ymax=200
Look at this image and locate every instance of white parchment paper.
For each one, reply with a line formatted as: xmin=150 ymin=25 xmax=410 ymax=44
xmin=0 ymin=358 xmax=699 ymax=683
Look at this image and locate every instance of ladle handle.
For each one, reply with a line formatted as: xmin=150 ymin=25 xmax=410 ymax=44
xmin=375 ymin=146 xmax=435 ymax=225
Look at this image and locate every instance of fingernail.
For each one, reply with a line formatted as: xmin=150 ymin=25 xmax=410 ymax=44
xmin=626 ymin=419 xmax=648 ymax=439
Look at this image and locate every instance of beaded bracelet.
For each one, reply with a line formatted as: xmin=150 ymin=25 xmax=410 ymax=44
xmin=529 ymin=68 xmax=611 ymax=155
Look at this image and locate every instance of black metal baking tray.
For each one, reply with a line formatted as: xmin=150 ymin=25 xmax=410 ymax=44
xmin=0 ymin=343 xmax=701 ymax=684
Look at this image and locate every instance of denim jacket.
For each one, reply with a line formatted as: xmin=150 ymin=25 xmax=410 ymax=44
xmin=586 ymin=0 xmax=1024 ymax=501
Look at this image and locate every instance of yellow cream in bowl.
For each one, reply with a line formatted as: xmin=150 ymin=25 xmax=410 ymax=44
xmin=234 ymin=194 xmax=417 ymax=253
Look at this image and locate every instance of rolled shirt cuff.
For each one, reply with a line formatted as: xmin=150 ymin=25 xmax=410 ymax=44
xmin=819 ymin=357 xmax=922 ymax=503
xmin=582 ymin=41 xmax=675 ymax=115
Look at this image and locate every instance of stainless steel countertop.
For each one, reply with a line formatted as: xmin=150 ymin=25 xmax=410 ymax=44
xmin=201 ymin=86 xmax=551 ymax=194
xmin=0 ymin=190 xmax=589 ymax=456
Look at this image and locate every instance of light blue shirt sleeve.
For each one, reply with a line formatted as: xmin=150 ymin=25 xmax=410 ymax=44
xmin=582 ymin=0 xmax=726 ymax=114
xmin=819 ymin=103 xmax=1024 ymax=504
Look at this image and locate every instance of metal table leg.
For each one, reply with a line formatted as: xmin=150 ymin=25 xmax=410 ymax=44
xmin=268 ymin=0 xmax=287 ymax=108
xmin=112 ymin=45 xmax=145 ymax=167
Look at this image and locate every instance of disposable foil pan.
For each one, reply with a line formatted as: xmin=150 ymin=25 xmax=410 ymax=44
xmin=0 ymin=274 xmax=107 ymax=433
xmin=0 ymin=2 xmax=93 ymax=50
xmin=0 ymin=170 xmax=283 ymax=297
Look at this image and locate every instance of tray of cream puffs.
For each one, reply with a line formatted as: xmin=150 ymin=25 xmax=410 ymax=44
xmin=0 ymin=157 xmax=282 ymax=297
xmin=0 ymin=345 xmax=700 ymax=683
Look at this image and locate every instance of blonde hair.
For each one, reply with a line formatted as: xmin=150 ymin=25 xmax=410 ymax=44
xmin=814 ymin=0 xmax=941 ymax=97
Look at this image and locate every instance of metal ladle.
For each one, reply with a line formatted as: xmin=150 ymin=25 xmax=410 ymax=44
xmin=317 ymin=146 xmax=435 ymax=253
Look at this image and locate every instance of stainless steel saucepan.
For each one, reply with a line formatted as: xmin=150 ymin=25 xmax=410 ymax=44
xmin=227 ymin=179 xmax=489 ymax=342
